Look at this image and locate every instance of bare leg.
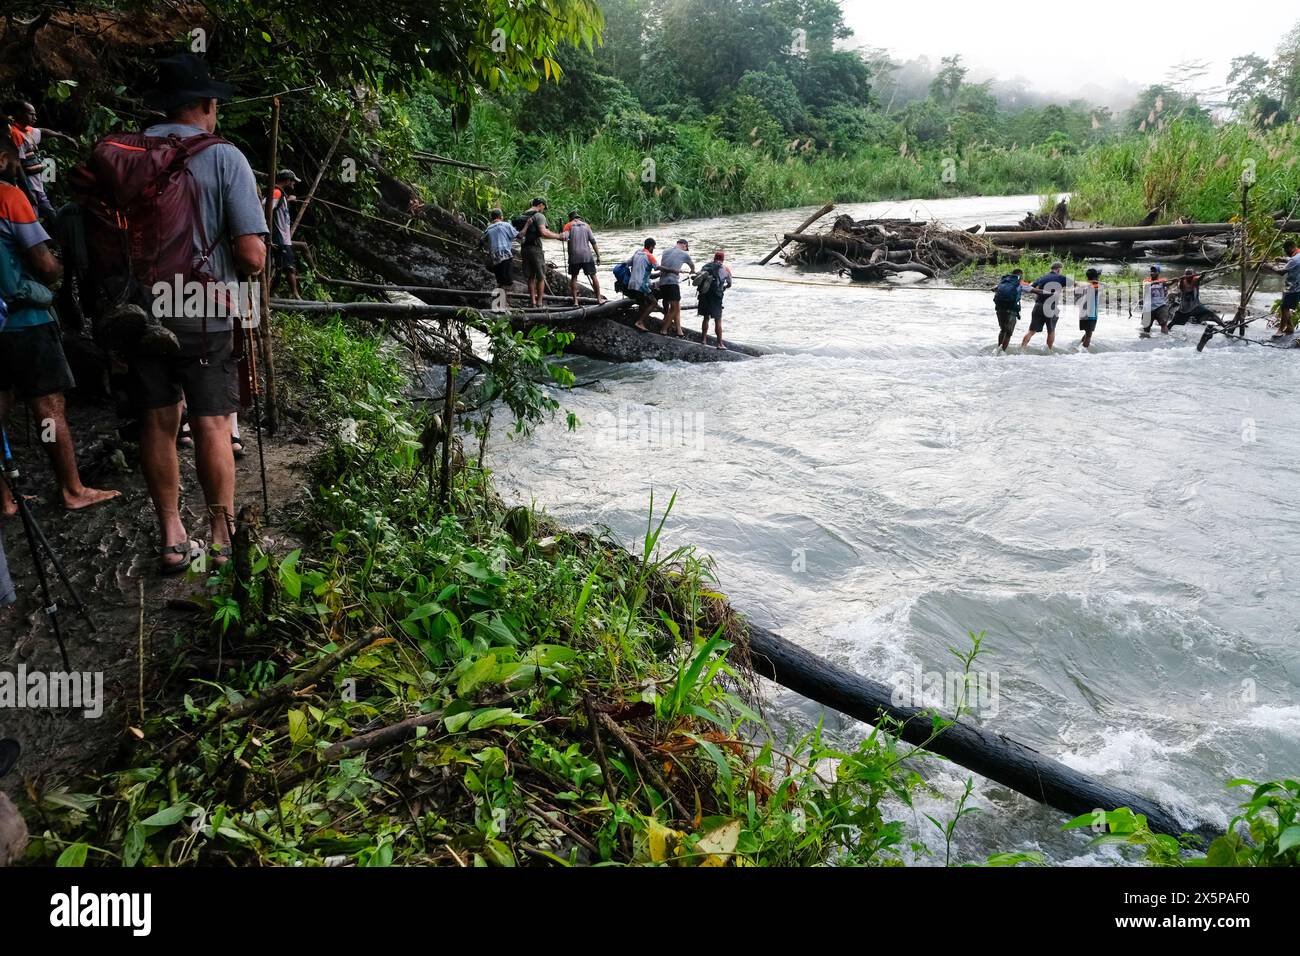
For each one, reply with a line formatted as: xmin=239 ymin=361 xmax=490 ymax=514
xmin=569 ymin=275 xmax=579 ymax=308
xmin=1021 ymin=330 xmax=1035 ymax=348
xmin=635 ymin=300 xmax=654 ymax=331
xmin=25 ymin=393 xmax=119 ymax=511
xmin=191 ymin=413 xmax=235 ymax=553
xmin=591 ymin=274 xmax=604 ymax=303
xmin=1046 ymin=327 xmax=1056 ymax=350
xmin=141 ymin=403 xmax=189 ymax=567
xmin=716 ymin=314 xmax=725 ymax=350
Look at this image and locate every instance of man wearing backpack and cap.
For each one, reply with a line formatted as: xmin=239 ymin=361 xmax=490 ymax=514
xmin=270 ymin=168 xmax=301 ymax=299
xmin=75 ymin=53 xmax=267 ymax=572
xmin=991 ymin=268 xmax=1030 ymax=351
xmin=516 ymin=197 xmax=563 ymax=308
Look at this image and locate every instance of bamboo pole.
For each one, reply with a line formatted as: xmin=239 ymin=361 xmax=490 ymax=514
xmin=259 ymin=96 xmax=283 ymax=435
xmin=291 ymin=116 xmax=350 ymax=237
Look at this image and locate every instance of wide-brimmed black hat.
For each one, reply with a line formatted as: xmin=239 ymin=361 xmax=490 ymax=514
xmin=145 ymin=54 xmax=236 ymax=112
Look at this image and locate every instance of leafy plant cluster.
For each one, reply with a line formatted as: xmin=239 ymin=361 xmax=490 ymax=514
xmin=25 ymin=314 xmax=985 ymax=868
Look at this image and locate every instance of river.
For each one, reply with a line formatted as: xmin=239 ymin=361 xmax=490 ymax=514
xmin=489 ymin=194 xmax=1300 ymax=864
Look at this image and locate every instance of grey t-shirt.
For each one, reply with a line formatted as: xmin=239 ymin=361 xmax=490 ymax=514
xmin=565 ymin=220 xmax=595 ymax=263
xmin=143 ymin=123 xmax=267 ymax=332
xmin=658 ymin=247 xmax=694 ymax=286
xmin=1284 ymin=252 xmax=1300 ymax=294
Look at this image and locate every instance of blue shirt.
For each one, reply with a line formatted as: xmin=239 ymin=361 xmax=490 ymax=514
xmin=484 ymin=220 xmax=515 ymax=263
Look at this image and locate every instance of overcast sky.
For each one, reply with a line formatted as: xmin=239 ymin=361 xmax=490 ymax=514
xmin=839 ymin=0 xmax=1288 ymax=105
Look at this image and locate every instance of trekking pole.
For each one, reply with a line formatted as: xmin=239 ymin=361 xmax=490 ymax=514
xmin=259 ymin=96 xmax=283 ymax=435
xmin=245 ymin=320 xmax=271 ymax=516
xmin=1 ymin=429 xmax=90 ymax=670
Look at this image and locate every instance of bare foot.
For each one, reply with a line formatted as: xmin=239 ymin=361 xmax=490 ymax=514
xmin=634 ymin=322 xmax=648 ymax=331
xmin=63 ymin=487 xmax=120 ymax=512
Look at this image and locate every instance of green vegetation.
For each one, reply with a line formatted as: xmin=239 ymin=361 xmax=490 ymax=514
xmin=25 ymin=313 xmax=1002 ymax=868
xmin=1068 ymin=778 xmax=1300 ymax=867
xmin=1071 ymin=120 xmax=1300 ymax=225
xmin=406 ymin=98 xmax=1076 ymax=227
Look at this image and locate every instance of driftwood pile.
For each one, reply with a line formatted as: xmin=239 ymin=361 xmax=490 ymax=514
xmin=782 ymin=212 xmax=998 ymax=280
xmin=783 ymin=202 xmax=1300 ymax=281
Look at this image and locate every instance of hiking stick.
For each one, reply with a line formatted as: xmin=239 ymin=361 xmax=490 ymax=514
xmin=259 ymin=96 xmax=283 ymax=435
xmin=247 ymin=323 xmax=270 ymax=515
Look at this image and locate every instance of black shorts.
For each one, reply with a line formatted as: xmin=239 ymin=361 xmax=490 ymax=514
xmin=492 ymin=258 xmax=514 ymax=286
xmin=659 ymin=283 xmax=681 ymax=303
xmin=1029 ymin=305 xmax=1058 ymax=333
xmin=568 ymin=259 xmax=597 ymax=279
xmin=126 ymin=329 xmax=240 ymax=418
xmin=995 ymin=304 xmax=1019 ymax=333
xmin=273 ymin=243 xmax=295 ymax=271
xmin=698 ymin=298 xmax=723 ymax=320
xmin=522 ymin=245 xmax=546 ymax=281
xmin=1079 ymin=318 xmax=1097 ymax=333
xmin=628 ymin=289 xmax=655 ymax=307
xmin=1282 ymin=291 xmax=1300 ymax=310
xmin=0 ymin=322 xmax=76 ymax=399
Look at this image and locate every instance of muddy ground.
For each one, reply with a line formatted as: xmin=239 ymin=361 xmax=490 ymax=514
xmin=0 ymin=391 xmax=319 ymax=800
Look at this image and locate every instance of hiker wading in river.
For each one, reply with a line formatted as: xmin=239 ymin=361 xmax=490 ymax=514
xmin=1141 ymin=264 xmax=1173 ymax=336
xmin=1021 ymin=261 xmax=1067 ymax=350
xmin=1077 ymin=267 xmax=1102 ymax=349
xmin=1275 ymin=238 xmax=1300 ymax=338
xmin=991 ymin=268 xmax=1030 ymax=351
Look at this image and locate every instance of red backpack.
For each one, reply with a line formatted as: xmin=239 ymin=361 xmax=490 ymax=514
xmin=69 ymin=131 xmax=228 ymax=318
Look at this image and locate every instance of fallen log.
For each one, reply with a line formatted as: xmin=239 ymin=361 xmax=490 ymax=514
xmin=759 ymin=202 xmax=834 ymax=265
xmin=270 ymin=297 xmax=765 ymax=363
xmin=827 ymin=250 xmax=937 ymax=281
xmin=744 ymin=623 xmax=1219 ymax=844
xmin=991 ymin=219 xmax=1300 ymax=247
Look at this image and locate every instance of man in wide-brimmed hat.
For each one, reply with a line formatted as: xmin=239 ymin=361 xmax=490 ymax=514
xmin=130 ymin=53 xmax=268 ymax=573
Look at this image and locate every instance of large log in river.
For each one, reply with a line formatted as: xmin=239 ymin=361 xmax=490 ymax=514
xmin=745 ymin=624 xmax=1219 ymax=844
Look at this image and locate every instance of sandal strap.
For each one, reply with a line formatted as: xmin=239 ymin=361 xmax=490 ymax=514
xmin=159 ymin=540 xmax=196 ymax=557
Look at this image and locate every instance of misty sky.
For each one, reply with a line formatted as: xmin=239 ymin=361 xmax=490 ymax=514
xmin=840 ymin=0 xmax=1289 ymax=105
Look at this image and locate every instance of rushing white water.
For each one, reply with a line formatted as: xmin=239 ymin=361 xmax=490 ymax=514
xmin=490 ymin=195 xmax=1300 ymax=862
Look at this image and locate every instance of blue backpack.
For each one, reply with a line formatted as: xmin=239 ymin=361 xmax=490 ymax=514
xmin=993 ymin=274 xmax=1022 ymax=306
xmin=612 ymin=261 xmax=632 ymax=293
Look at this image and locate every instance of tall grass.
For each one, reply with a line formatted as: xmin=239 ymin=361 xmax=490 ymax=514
xmin=408 ymin=102 xmax=1077 ymax=227
xmin=1071 ymin=119 xmax=1300 ymax=225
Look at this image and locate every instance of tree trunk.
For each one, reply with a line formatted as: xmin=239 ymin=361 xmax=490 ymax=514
xmin=744 ymin=623 xmax=1219 ymax=844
